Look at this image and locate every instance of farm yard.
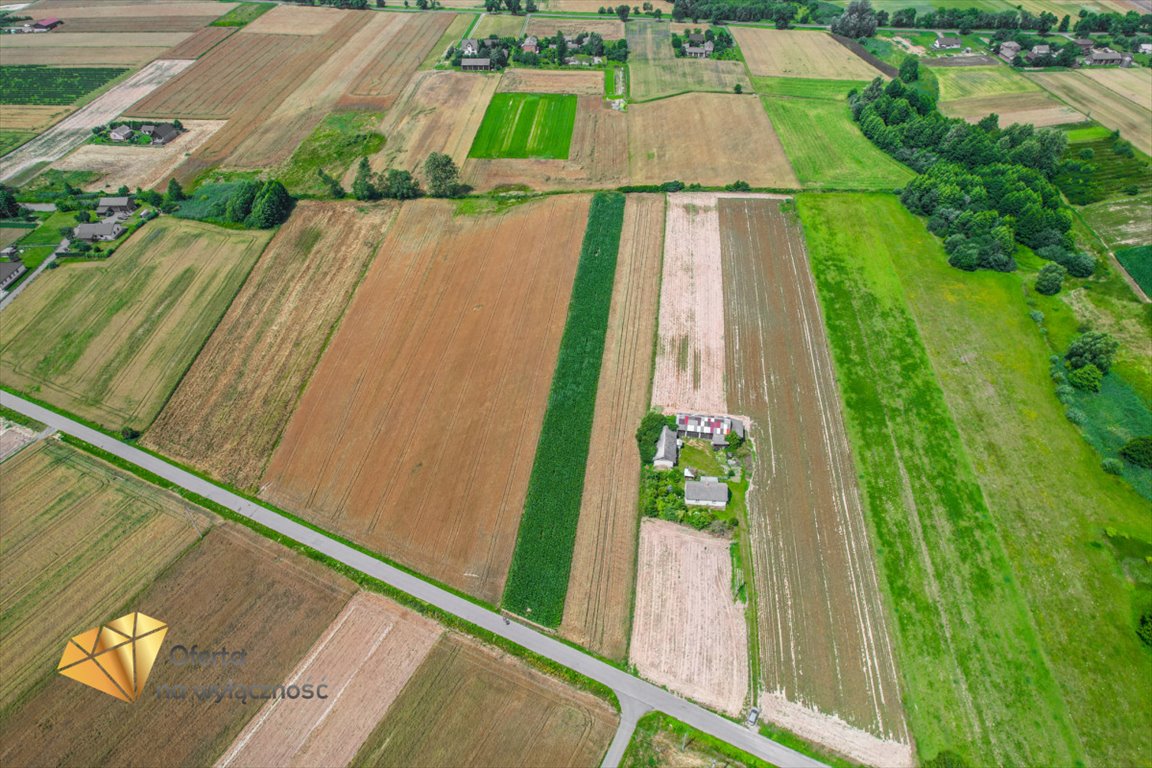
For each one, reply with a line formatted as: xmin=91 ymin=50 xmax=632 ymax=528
xmin=629 ymin=520 xmax=748 ymax=716
xmin=0 ymin=525 xmax=353 ymax=768
xmin=260 ymin=197 xmax=588 ymax=603
xmin=215 ymin=592 xmax=442 ymax=768
xmin=144 ymin=202 xmax=396 ymax=490
xmin=469 ymin=93 xmax=578 ymax=160
xmin=627 ymin=22 xmax=750 ymax=101
xmin=718 ymin=197 xmax=911 ymax=764
xmin=561 ymin=193 xmax=664 ymax=660
xmin=351 ymin=634 xmax=617 ymax=767
xmin=733 ymin=28 xmax=882 ymax=80
xmin=0 ymin=218 xmax=270 ymax=430
xmin=0 ymin=440 xmax=211 ymax=712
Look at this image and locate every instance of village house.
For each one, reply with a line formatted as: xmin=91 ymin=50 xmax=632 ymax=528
xmin=1139 ymin=43 xmax=1152 ymax=54
xmin=676 ymin=413 xmax=744 ymax=449
xmin=1074 ymin=38 xmax=1095 ymax=54
xmin=74 ymin=220 xmax=124 ymax=242
xmin=95 ymin=196 xmax=136 ymax=216
xmin=521 ymin=35 xmax=538 ymax=54
xmin=653 ymin=426 xmax=679 ymax=470
xmin=29 ymin=18 xmax=63 ymax=32
xmin=685 ymin=477 xmax=728 ymax=509
xmin=0 ymin=260 xmax=26 ymax=291
xmin=934 ymin=36 xmax=962 ymax=50
xmin=1025 ymin=44 xmax=1051 ymax=63
xmin=998 ymin=40 xmax=1022 ymax=62
xmin=109 ymin=125 xmax=134 ymax=142
xmin=142 ymin=123 xmax=179 ymax=145
xmin=683 ymin=41 xmax=714 ymax=58
xmin=1085 ymin=48 xmax=1123 ymax=65
xmin=460 ymin=38 xmax=480 ymax=56
xmin=461 ymin=57 xmax=491 ymax=71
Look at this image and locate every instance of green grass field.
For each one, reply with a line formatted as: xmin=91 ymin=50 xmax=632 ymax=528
xmin=279 ymin=111 xmax=385 ymax=196
xmin=934 ymin=65 xmax=1039 ymax=102
xmin=210 ymin=1 xmax=273 ymax=27
xmin=469 ymin=93 xmax=577 ymax=160
xmin=1116 ymin=245 xmax=1152 ymax=294
xmin=761 ymin=89 xmax=914 ymax=189
xmin=503 ymin=192 xmax=624 ymax=626
xmin=797 ymin=192 xmax=1082 ymax=767
xmin=0 ymin=66 xmax=128 ymax=106
xmin=752 ymin=76 xmax=868 ymax=100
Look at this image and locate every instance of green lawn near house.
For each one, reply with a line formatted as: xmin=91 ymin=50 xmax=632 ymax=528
xmin=469 ymin=93 xmax=577 ymax=160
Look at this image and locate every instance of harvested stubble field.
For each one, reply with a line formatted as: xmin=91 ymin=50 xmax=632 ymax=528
xmin=0 ymin=525 xmax=353 ymax=768
xmin=630 ymin=519 xmax=748 ymax=716
xmin=0 ymin=440 xmax=211 ymax=713
xmin=351 ymin=633 xmax=617 ymax=767
xmin=163 ymin=26 xmax=236 ymax=59
xmin=0 ymin=46 xmax=173 ymax=66
xmin=1 ymin=59 xmax=193 ymax=183
xmin=651 ymin=193 xmax=729 ymax=414
xmin=368 ymin=70 xmax=498 ymax=174
xmin=56 ymin=15 xmax=223 ymax=33
xmin=628 ymin=94 xmax=797 ymax=188
xmin=51 ymin=119 xmax=225 ymax=191
xmin=261 ymin=197 xmax=588 ymax=602
xmin=627 ymin=22 xmax=750 ymax=101
xmin=339 ymin=13 xmax=457 ymax=111
xmin=939 ymin=91 xmax=1085 ymax=128
xmin=241 ymin=3 xmax=347 ymax=35
xmin=718 ymin=197 xmax=911 ymax=764
xmin=537 ymin=0 xmax=606 ymax=9
xmin=0 ymin=104 xmax=74 ymax=131
xmin=1078 ymin=67 xmax=1152 ymax=112
xmin=28 ymin=2 xmax=237 ymax=17
xmin=145 ymin=202 xmax=395 ymax=490
xmin=0 ymin=218 xmax=269 ymax=430
xmin=473 ymin=11 xmax=527 ymax=38
xmin=561 ymin=194 xmax=664 ymax=661
xmin=215 ymin=592 xmax=441 ymax=768
xmin=525 ymin=17 xmax=625 ymax=39
xmin=934 ymin=65 xmax=1039 ymax=101
xmin=498 ymin=68 xmax=605 ymax=95
xmin=1030 ymin=70 xmax=1152 ymax=155
xmin=732 ymin=28 xmax=882 ymax=79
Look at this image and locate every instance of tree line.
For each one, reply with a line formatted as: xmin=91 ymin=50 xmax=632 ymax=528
xmin=341 ymin=152 xmax=464 ymax=201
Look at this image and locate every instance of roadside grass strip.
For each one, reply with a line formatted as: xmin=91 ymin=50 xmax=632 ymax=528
xmin=503 ymin=192 xmax=625 ymax=626
xmin=469 ymin=92 xmax=577 ymax=160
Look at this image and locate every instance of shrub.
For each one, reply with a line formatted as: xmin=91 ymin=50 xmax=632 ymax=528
xmin=1054 ymin=384 xmax=1074 ymax=402
xmin=1068 ymin=363 xmax=1103 ymax=392
xmin=1066 ymin=331 xmax=1119 ymax=373
xmin=1101 ymin=458 xmax=1123 ymax=475
xmin=724 ymin=180 xmax=751 ymax=191
xmin=1139 ymin=611 xmax=1152 ymax=649
xmin=637 ymin=410 xmax=676 ymax=464
xmin=1035 ymin=263 xmax=1066 ymax=295
xmin=120 ymin=427 xmax=140 ymax=441
xmin=1065 ymin=407 xmax=1085 ymax=425
xmin=1119 ymin=436 xmax=1152 ymax=468
xmin=924 ymin=751 xmax=969 ymax=768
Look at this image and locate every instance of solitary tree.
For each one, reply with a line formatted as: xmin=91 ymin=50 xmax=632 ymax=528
xmin=733 ymin=83 xmax=742 ymax=94
xmin=424 ymin=153 xmax=461 ymax=198
xmin=830 ymin=0 xmax=878 ymax=38
xmin=899 ymin=55 xmax=920 ymax=82
xmin=1058 ymin=14 xmax=1070 ymax=32
xmin=1120 ymin=436 xmax=1152 ymax=468
xmin=1034 ymin=262 xmax=1067 ymax=295
xmin=352 ymin=157 xmax=379 ymax=201
xmin=0 ymin=185 xmax=19 ymax=219
xmin=165 ymin=177 xmax=186 ymax=203
xmin=1065 ymin=331 xmax=1119 ymax=373
xmin=615 ymin=3 xmax=630 ymax=21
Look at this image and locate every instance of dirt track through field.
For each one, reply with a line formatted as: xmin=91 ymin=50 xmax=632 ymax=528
xmin=261 ymin=197 xmax=588 ymax=602
xmin=0 ymin=59 xmax=193 ymax=183
xmin=630 ymin=519 xmax=748 ymax=716
xmin=560 ymin=194 xmax=664 ymax=661
xmin=215 ymin=592 xmax=441 ymax=768
xmin=719 ymin=198 xmax=910 ymax=760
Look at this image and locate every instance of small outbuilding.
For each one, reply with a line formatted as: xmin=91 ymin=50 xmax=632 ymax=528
xmin=685 ymin=477 xmax=728 ymax=509
xmin=74 ymin=220 xmax=124 ymax=242
xmin=95 ymin=196 xmax=136 ymax=216
xmin=461 ymin=57 xmax=491 ymax=71
xmin=1139 ymin=43 xmax=1152 ymax=54
xmin=1085 ymin=48 xmax=1123 ymax=65
xmin=31 ymin=18 xmax=63 ymax=32
xmin=653 ymin=426 xmax=679 ymax=470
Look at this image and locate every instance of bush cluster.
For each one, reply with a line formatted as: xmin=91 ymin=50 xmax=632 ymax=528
xmin=636 ymin=411 xmax=676 ymax=464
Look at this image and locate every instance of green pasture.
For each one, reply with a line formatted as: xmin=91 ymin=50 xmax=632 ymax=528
xmin=469 ymin=93 xmax=577 ymax=160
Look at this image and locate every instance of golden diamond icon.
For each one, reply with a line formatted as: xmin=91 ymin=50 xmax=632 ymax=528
xmin=57 ymin=612 xmax=168 ymax=702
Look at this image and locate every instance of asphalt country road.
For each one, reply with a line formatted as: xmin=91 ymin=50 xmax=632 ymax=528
xmin=0 ymin=391 xmax=828 ymax=768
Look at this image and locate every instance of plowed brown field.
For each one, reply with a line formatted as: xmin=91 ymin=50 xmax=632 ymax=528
xmin=0 ymin=524 xmax=353 ymax=768
xmin=629 ymin=519 xmax=748 ymax=716
xmin=560 ymin=194 xmax=664 ymax=661
xmin=719 ymin=198 xmax=909 ymax=747
xmin=163 ymin=26 xmax=235 ymax=59
xmin=215 ymin=592 xmax=441 ymax=768
xmin=339 ymin=13 xmax=457 ymax=110
xmin=145 ymin=202 xmax=396 ymax=490
xmin=260 ymin=197 xmax=589 ymax=602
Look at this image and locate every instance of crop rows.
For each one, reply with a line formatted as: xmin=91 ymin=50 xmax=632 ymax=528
xmin=503 ymin=192 xmax=625 ymax=626
xmin=0 ymin=65 xmax=128 ymax=105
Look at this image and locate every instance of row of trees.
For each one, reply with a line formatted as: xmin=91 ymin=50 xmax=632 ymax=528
xmin=886 ymin=6 xmax=1150 ymax=35
xmin=668 ymin=0 xmax=802 ymax=26
xmin=346 ymin=153 xmax=465 ymax=200
xmin=482 ymin=0 xmax=537 ymax=14
xmin=851 ymin=76 xmax=1089 ymax=274
xmin=450 ymin=32 xmax=628 ymax=69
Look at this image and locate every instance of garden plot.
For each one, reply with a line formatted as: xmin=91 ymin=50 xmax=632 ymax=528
xmin=733 ymin=28 xmax=882 ymax=79
xmin=629 ymin=519 xmax=748 ymax=716
xmin=260 ymin=197 xmax=588 ymax=603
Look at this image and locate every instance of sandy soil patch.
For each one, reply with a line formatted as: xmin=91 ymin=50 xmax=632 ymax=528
xmin=215 ymin=592 xmax=441 ymax=768
xmin=628 ymin=94 xmax=798 ymax=188
xmin=561 ymin=194 xmax=664 ymax=661
xmin=941 ymin=92 xmax=1085 ymax=128
xmin=651 ymin=193 xmax=728 ymax=414
xmin=890 ymin=35 xmax=926 ymax=55
xmin=630 ymin=519 xmax=748 ymax=715
xmin=0 ymin=421 xmax=37 ymax=461
xmin=260 ymin=196 xmax=588 ymax=602
xmin=525 ymin=17 xmax=625 ymax=39
xmin=1 ymin=58 xmax=194 ymax=183
xmin=498 ymin=68 xmax=605 ymax=95
xmin=733 ymin=28 xmax=882 ymax=79
xmin=240 ymin=3 xmax=346 ymax=35
xmin=52 ymin=119 xmax=225 ymax=191
xmin=0 ymin=104 xmax=74 ymax=131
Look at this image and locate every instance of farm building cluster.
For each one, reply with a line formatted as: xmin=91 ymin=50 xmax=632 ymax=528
xmin=999 ymin=37 xmax=1136 ymax=67
xmin=452 ymin=30 xmax=628 ymax=71
xmin=3 ymin=18 xmax=63 ymax=34
xmin=650 ymin=413 xmax=746 ymax=511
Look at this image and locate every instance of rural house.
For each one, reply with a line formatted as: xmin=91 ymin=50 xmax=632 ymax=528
xmin=1074 ymin=38 xmax=1095 ymax=54
xmin=95 ymin=196 xmax=136 ymax=216
xmin=461 ymin=57 xmax=491 ymax=71
xmin=109 ymin=125 xmax=134 ymax=142
xmin=0 ymin=260 xmax=26 ymax=291
xmin=998 ymin=41 xmax=1022 ymax=62
xmin=30 ymin=18 xmax=63 ymax=31
xmin=685 ymin=477 xmax=728 ymax=509
xmin=1140 ymin=43 xmax=1152 ymax=54
xmin=684 ymin=41 xmax=715 ymax=58
xmin=934 ymin=36 xmax=962 ymax=50
xmin=1025 ymin=44 xmax=1051 ymax=63
xmin=460 ymin=38 xmax=480 ymax=56
xmin=521 ymin=35 xmax=538 ymax=54
xmin=142 ymin=123 xmax=180 ymax=145
xmin=74 ymin=220 xmax=124 ymax=242
xmin=653 ymin=426 xmax=679 ymax=470
xmin=676 ymin=413 xmax=744 ymax=448
xmin=1085 ymin=48 xmax=1123 ymax=65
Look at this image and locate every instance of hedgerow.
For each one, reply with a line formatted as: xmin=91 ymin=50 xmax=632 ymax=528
xmin=502 ymin=192 xmax=625 ymax=626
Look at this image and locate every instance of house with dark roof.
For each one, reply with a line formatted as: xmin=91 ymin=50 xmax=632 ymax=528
xmin=685 ymin=477 xmax=728 ymax=509
xmin=96 ymin=196 xmax=136 ymax=216
xmin=934 ymin=36 xmax=962 ymax=50
xmin=998 ymin=40 xmax=1022 ymax=62
xmin=74 ymin=220 xmax=124 ymax=242
xmin=1085 ymin=48 xmax=1123 ymax=65
xmin=1074 ymin=38 xmax=1095 ymax=54
xmin=30 ymin=18 xmax=63 ymax=31
xmin=522 ymin=35 xmax=538 ymax=54
xmin=0 ymin=260 xmax=26 ymax=291
xmin=461 ymin=57 xmax=491 ymax=71
xmin=653 ymin=426 xmax=679 ymax=470
xmin=142 ymin=123 xmax=180 ymax=145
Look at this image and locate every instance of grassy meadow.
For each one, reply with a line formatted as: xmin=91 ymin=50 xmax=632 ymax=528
xmin=469 ymin=93 xmax=577 ymax=160
xmin=279 ymin=110 xmax=385 ymax=196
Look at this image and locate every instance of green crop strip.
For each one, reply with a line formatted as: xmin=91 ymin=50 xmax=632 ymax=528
xmin=502 ymin=192 xmax=625 ymax=626
xmin=0 ymin=66 xmax=128 ymax=106
xmin=468 ymin=93 xmax=577 ymax=160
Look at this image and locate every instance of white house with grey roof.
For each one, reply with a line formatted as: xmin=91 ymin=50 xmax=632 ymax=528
xmin=74 ymin=219 xmax=124 ymax=242
xmin=653 ymin=426 xmax=679 ymax=470
xmin=685 ymin=476 xmax=728 ymax=509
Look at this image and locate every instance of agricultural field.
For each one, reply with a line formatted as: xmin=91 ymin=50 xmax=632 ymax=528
xmin=340 ymin=12 xmax=458 ymax=110
xmin=0 ymin=218 xmax=269 ymax=430
xmin=733 ymin=28 xmax=882 ymax=79
xmin=473 ymin=11 xmax=526 ymax=38
xmin=629 ymin=519 xmax=748 ymax=716
xmin=0 ymin=133 xmax=31 ymax=159
xmin=0 ymin=33 xmax=190 ymax=66
xmin=144 ymin=202 xmax=395 ymax=490
xmin=163 ymin=26 xmax=236 ymax=59
xmin=1082 ymin=193 xmax=1152 ymax=248
xmin=1116 ymin=245 xmax=1152 ymax=294
xmin=796 ymin=193 xmax=1113 ymax=767
xmin=1029 ymin=70 xmax=1152 ymax=155
xmin=934 ymin=64 xmax=1039 ymax=101
xmin=0 ymin=104 xmax=75 ymax=132
xmin=561 ymin=194 xmax=664 ymax=660
xmin=719 ymin=197 xmax=911 ymax=765
xmin=209 ymin=1 xmax=273 ymax=27
xmin=499 ymin=68 xmax=604 ymax=95
xmin=368 ymin=70 xmax=498 ymax=175
xmin=525 ymin=17 xmax=625 ymax=40
xmin=469 ymin=93 xmax=577 ymax=160
xmin=260 ymin=197 xmax=588 ymax=603
xmin=627 ymin=22 xmax=750 ymax=101
xmin=628 ymin=94 xmax=798 ymax=188
xmin=504 ymin=193 xmax=624 ymax=626
xmin=939 ymin=92 xmax=1085 ymax=128
xmin=0 ymin=525 xmax=353 ymax=768
xmin=277 ymin=111 xmax=386 ymax=197
xmin=760 ymin=88 xmax=914 ymax=189
xmin=1078 ymin=67 xmax=1152 ymax=112
xmin=1056 ymin=127 xmax=1152 ymax=204
xmin=1 ymin=59 xmax=193 ymax=184
xmin=0 ymin=66 xmax=127 ymax=105
xmin=351 ymin=634 xmax=617 ymax=767
xmin=0 ymin=440 xmax=211 ymax=712
xmin=215 ymin=592 xmax=442 ymax=768
xmin=27 ymin=2 xmax=236 ymax=18
xmin=241 ymin=3 xmax=346 ymax=35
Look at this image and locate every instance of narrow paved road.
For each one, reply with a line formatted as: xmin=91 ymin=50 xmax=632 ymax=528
xmin=0 ymin=391 xmax=828 ymax=768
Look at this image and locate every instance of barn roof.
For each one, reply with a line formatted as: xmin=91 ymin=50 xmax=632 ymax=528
xmin=685 ymin=478 xmax=728 ymax=504
xmin=654 ymin=426 xmax=678 ymax=465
